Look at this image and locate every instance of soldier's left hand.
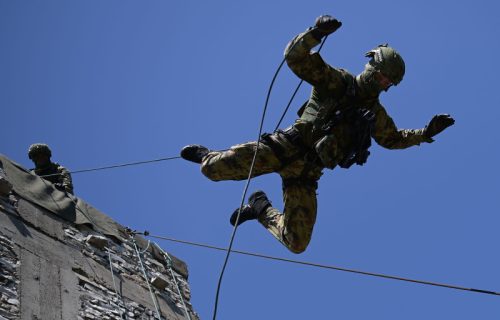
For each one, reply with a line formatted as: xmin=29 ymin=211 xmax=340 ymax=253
xmin=424 ymin=114 xmax=455 ymax=138
xmin=312 ymin=15 xmax=342 ymax=39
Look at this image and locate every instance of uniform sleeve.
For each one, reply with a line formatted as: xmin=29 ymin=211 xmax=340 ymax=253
xmin=57 ymin=165 xmax=74 ymax=194
xmin=371 ymin=102 xmax=433 ymax=149
xmin=284 ymin=29 xmax=345 ymax=90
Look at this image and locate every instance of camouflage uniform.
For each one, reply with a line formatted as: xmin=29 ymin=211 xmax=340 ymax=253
xmin=28 ymin=143 xmax=74 ymax=195
xmin=201 ymin=132 xmax=323 ymax=253
xmin=200 ymin=28 xmax=436 ymax=253
xmin=30 ymin=163 xmax=74 ymax=194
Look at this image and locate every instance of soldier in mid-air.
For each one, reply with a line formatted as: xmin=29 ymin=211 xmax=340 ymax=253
xmin=180 ymin=15 xmax=455 ymax=253
xmin=28 ymin=143 xmax=74 ymax=194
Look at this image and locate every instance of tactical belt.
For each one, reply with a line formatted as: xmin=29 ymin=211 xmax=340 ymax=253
xmin=260 ymin=126 xmax=311 ymax=167
xmin=260 ymin=126 xmax=323 ymax=187
xmin=259 ymin=132 xmax=289 ymax=166
xmin=259 ymin=127 xmax=321 ymax=191
xmin=281 ymin=126 xmax=308 ymax=150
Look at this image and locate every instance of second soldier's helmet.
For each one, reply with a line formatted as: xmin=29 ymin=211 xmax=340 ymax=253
xmin=28 ymin=143 xmax=52 ymax=160
xmin=364 ymin=44 xmax=405 ymax=85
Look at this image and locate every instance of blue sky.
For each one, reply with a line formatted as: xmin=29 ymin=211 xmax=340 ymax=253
xmin=2 ymin=1 xmax=500 ymax=319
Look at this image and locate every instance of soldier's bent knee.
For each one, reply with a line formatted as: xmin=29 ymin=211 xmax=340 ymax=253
xmin=286 ymin=241 xmax=309 ymax=254
xmin=287 ymin=242 xmax=308 ymax=254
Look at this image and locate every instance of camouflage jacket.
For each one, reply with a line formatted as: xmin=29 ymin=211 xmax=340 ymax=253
xmin=31 ymin=162 xmax=74 ymax=194
xmin=284 ymin=29 xmax=431 ymax=156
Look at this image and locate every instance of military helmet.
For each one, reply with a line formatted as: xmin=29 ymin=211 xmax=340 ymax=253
xmin=28 ymin=143 xmax=52 ymax=160
xmin=365 ymin=44 xmax=405 ymax=85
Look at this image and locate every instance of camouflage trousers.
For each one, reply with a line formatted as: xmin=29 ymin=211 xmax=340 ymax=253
xmin=201 ymin=131 xmax=324 ymax=253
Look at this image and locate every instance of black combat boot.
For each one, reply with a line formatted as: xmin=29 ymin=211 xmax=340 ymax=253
xmin=180 ymin=145 xmax=210 ymax=164
xmin=230 ymin=190 xmax=271 ymax=226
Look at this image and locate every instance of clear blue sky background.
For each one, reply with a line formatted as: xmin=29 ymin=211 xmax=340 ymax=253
xmin=2 ymin=1 xmax=499 ymax=319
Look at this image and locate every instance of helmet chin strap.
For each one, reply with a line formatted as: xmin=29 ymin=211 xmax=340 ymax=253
xmin=357 ymin=67 xmax=384 ymax=97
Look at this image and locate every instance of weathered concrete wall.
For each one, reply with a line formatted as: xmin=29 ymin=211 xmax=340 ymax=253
xmin=0 ymin=233 xmax=19 ymax=319
xmin=0 ymin=193 xmax=198 ymax=320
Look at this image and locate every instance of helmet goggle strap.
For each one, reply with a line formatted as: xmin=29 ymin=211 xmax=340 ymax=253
xmin=374 ymin=70 xmax=394 ymax=91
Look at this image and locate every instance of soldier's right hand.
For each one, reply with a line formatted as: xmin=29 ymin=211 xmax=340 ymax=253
xmin=313 ymin=15 xmax=342 ymax=38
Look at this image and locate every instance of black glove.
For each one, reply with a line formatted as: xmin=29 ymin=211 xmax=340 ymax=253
xmin=54 ymin=183 xmax=66 ymax=192
xmin=311 ymin=15 xmax=342 ymax=40
xmin=424 ymin=114 xmax=455 ymax=139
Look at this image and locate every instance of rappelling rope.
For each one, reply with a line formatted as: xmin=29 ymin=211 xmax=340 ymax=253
xmin=210 ymin=58 xmax=279 ymax=320
xmin=130 ymin=236 xmax=163 ymax=319
xmin=141 ymin=232 xmax=500 ymax=297
xmin=211 ymin=30 xmax=329 ymax=320
xmin=139 ymin=239 xmax=151 ymax=254
xmin=152 ymin=241 xmax=193 ymax=320
xmin=39 ymin=156 xmax=182 ymax=178
xmin=105 ymin=248 xmax=126 ymax=319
